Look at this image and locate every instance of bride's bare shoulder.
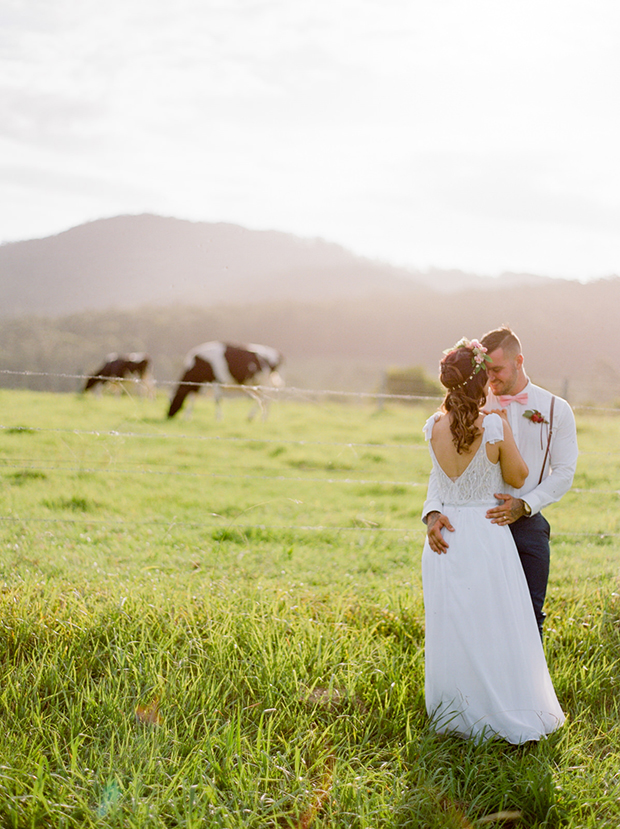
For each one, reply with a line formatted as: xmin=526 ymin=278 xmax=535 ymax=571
xmin=430 ymin=412 xmax=449 ymax=430
xmin=429 ymin=413 xmax=455 ymax=445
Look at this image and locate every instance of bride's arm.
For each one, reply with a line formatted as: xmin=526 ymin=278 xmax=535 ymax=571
xmin=496 ymin=413 xmax=528 ymax=488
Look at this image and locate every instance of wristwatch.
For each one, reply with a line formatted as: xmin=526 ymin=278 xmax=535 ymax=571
xmin=522 ymin=500 xmax=532 ymax=517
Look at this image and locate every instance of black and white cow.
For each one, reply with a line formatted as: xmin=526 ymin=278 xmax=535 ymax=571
xmin=167 ymin=342 xmax=283 ymax=420
xmin=83 ymin=352 xmax=152 ymax=395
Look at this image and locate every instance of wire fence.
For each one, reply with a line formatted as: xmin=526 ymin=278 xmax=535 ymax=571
xmin=2 ymin=366 xmax=620 ymax=412
xmin=2 ymin=514 xmax=616 ymax=539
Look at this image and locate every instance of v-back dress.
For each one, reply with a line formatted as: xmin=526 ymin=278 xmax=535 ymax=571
xmin=422 ymin=413 xmax=565 ymax=744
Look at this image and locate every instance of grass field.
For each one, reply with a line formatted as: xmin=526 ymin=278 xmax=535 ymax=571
xmin=0 ymin=387 xmax=619 ymax=828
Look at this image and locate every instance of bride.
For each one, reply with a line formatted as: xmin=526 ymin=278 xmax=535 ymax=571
xmin=422 ymin=338 xmax=565 ymax=744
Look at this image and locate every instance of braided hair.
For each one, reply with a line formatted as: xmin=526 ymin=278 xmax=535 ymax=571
xmin=439 ymin=345 xmax=489 ymax=453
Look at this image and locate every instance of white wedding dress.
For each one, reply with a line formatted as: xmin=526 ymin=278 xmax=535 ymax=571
xmin=422 ymin=413 xmax=565 ymax=744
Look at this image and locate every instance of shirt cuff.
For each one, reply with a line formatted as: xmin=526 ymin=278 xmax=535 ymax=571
xmin=422 ymin=503 xmax=443 ymax=523
xmin=521 ymin=494 xmax=540 ymax=516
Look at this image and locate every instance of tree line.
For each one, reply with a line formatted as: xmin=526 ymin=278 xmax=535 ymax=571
xmin=2 ymin=280 xmax=620 ymax=403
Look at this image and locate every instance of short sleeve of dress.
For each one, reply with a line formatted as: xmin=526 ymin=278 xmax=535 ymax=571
xmin=483 ymin=412 xmax=504 ymax=445
xmin=423 ymin=413 xmax=440 ymax=441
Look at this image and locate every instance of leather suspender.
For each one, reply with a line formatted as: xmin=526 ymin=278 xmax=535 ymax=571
xmin=538 ymin=395 xmax=556 ymax=484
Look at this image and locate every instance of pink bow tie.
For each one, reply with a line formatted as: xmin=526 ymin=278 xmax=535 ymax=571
xmin=499 ymin=392 xmax=528 ymax=406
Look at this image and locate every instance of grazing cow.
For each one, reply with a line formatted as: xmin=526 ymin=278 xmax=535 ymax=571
xmin=83 ymin=352 xmax=153 ymax=395
xmin=167 ymin=341 xmax=283 ymax=420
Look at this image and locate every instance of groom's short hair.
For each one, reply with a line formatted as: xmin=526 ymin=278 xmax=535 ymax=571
xmin=480 ymin=326 xmax=522 ymax=357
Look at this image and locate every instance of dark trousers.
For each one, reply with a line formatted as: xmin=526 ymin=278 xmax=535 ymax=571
xmin=509 ymin=513 xmax=551 ymax=639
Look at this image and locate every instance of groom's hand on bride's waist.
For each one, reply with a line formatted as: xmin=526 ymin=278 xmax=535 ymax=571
xmin=487 ymin=494 xmax=527 ymax=525
xmin=426 ymin=511 xmax=454 ymax=554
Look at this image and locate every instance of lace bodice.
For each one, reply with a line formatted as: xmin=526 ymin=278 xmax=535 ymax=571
xmin=424 ymin=413 xmax=504 ymax=505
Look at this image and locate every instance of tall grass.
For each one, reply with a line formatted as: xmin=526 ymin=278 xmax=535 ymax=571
xmin=0 ymin=388 xmax=618 ymax=827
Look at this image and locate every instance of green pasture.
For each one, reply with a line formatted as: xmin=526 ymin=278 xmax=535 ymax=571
xmin=0 ymin=387 xmax=618 ymax=827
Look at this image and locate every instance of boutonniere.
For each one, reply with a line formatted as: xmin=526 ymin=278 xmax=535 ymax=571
xmin=523 ymin=409 xmax=548 ymax=424
xmin=524 ymin=409 xmax=550 ymax=447
xmin=523 ymin=409 xmax=549 ymax=449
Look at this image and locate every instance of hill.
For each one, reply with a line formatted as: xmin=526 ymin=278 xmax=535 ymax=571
xmin=0 ymin=214 xmax=556 ymax=317
xmin=1 ymin=213 xmax=617 ymax=403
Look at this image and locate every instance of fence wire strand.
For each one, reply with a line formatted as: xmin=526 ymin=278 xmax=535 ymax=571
xmin=0 ymin=423 xmax=428 ymax=451
xmin=2 ymin=367 xmax=620 ymax=412
xmin=1 ymin=459 xmax=620 ymax=496
xmin=1 ymin=515 xmax=618 ymax=539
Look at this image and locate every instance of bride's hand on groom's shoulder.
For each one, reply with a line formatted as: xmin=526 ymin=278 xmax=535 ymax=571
xmin=483 ymin=407 xmax=509 ymax=423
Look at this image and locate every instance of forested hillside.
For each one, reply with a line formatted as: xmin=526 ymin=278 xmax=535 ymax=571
xmin=2 ymin=276 xmax=619 ymax=403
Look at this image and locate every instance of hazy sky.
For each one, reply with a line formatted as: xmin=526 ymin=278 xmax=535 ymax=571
xmin=2 ymin=0 xmax=620 ymax=279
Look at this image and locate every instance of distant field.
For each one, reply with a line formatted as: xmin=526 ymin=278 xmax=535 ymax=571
xmin=0 ymin=388 xmax=618 ymax=827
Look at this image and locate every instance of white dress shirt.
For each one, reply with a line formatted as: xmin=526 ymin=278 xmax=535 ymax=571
xmin=422 ymin=380 xmax=578 ymax=519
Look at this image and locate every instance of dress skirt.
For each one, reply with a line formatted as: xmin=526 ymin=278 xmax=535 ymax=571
xmin=422 ymin=501 xmax=565 ymax=744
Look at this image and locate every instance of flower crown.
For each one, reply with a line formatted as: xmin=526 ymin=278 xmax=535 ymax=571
xmin=443 ymin=337 xmax=492 ymax=386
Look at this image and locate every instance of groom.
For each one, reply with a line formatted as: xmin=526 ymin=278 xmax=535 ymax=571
xmin=423 ymin=326 xmax=579 ymax=637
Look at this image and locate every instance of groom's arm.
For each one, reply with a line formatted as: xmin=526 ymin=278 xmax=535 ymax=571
xmin=487 ymin=399 xmax=578 ymax=523
xmin=422 ymin=465 xmax=443 ymax=519
xmin=522 ymin=399 xmax=578 ymax=515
